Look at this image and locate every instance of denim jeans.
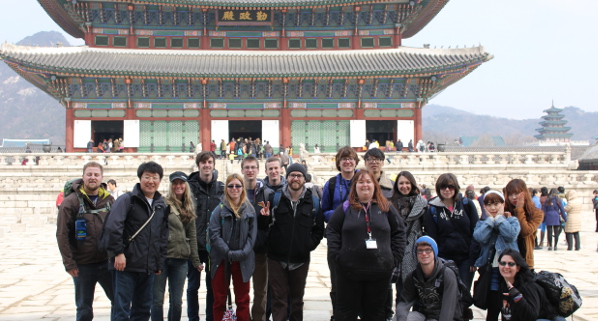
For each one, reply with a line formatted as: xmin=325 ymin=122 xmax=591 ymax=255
xmin=187 ymin=250 xmax=213 ymax=321
xmin=73 ymin=261 xmax=114 ymax=321
xmin=152 ymin=258 xmax=188 ymax=321
xmin=112 ymin=270 xmax=155 ymax=321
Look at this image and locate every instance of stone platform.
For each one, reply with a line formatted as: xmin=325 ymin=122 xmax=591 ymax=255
xmin=1 ymin=210 xmax=597 ymax=321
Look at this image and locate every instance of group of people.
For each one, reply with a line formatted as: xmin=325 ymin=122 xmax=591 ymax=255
xmin=87 ymin=138 xmax=124 ymax=153
xmin=56 ymin=145 xmax=575 ymax=321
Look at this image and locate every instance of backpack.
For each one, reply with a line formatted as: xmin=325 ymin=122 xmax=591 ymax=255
xmin=438 ymin=258 xmax=474 ymax=321
xmin=535 ymin=270 xmax=582 ymax=317
xmin=63 ymin=178 xmax=112 ymax=221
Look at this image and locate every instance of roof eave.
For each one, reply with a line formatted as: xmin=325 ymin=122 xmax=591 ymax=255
xmin=37 ymin=0 xmax=85 ymax=39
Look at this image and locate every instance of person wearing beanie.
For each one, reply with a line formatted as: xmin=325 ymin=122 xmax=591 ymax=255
xmin=395 ymin=236 xmax=461 ymax=321
xmin=260 ymin=161 xmax=324 ymax=321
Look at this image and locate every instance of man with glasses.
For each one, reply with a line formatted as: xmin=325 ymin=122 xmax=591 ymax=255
xmin=395 ymin=236 xmax=461 ymax=321
xmin=262 ymin=163 xmax=324 ymax=321
xmin=241 ymin=156 xmax=273 ymax=321
xmin=187 ymin=151 xmax=225 ymax=321
xmin=364 ymin=148 xmax=394 ymax=200
xmin=321 ymin=146 xmax=360 ymax=321
xmin=102 ymin=161 xmax=168 ymax=320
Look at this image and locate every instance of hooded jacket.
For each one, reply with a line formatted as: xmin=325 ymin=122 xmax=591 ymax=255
xmin=209 ymin=199 xmax=257 ymax=282
xmin=263 ymin=175 xmax=286 ymax=193
xmin=164 ymin=202 xmax=201 ymax=268
xmin=542 ymin=196 xmax=566 ymax=226
xmin=103 ymin=183 xmax=168 ymax=273
xmin=326 ymin=202 xmax=405 ymax=281
xmin=396 ymin=257 xmax=460 ymax=321
xmin=266 ymin=186 xmax=324 ymax=264
xmin=564 ymin=190 xmax=581 ymax=233
xmin=424 ymin=195 xmax=479 ymax=266
xmin=56 ymin=179 xmax=114 ymax=271
xmin=188 ymin=170 xmax=225 ymax=251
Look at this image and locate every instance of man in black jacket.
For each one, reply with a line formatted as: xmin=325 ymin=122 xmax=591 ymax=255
xmin=187 ymin=151 xmax=224 ymax=321
xmin=262 ymin=163 xmax=324 ymax=321
xmin=103 ymin=161 xmax=168 ymax=321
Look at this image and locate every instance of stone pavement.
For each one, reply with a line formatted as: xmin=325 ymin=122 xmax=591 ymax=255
xmin=1 ymin=211 xmax=597 ymax=321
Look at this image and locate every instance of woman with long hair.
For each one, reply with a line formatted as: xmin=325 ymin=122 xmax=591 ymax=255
xmin=327 ymin=170 xmax=406 ymax=321
xmin=504 ymin=179 xmax=544 ymax=270
xmin=424 ymin=173 xmax=479 ymax=289
xmin=209 ymin=173 xmax=257 ymax=321
xmin=542 ymin=188 xmax=566 ymax=250
xmin=390 ymin=171 xmax=427 ymax=295
xmin=151 ymin=171 xmax=202 ymax=321
xmin=497 ymin=249 xmax=564 ymax=321
xmin=473 ymin=191 xmax=520 ymax=321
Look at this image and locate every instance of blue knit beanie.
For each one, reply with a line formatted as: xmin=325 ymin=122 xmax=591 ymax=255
xmin=415 ymin=236 xmax=438 ymax=257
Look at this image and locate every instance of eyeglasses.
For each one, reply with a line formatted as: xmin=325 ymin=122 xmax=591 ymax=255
xmin=288 ymin=174 xmax=304 ymax=179
xmin=366 ymin=158 xmax=382 ymax=163
xmin=416 ymin=248 xmax=433 ymax=255
xmin=439 ymin=185 xmax=456 ymax=191
xmin=142 ymin=176 xmax=161 ymax=182
xmin=227 ymin=184 xmax=243 ymax=189
xmin=499 ymin=261 xmax=516 ymax=267
xmin=340 ymin=157 xmax=355 ymax=163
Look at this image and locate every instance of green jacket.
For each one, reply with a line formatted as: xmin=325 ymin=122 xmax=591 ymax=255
xmin=166 ymin=203 xmax=202 ymax=268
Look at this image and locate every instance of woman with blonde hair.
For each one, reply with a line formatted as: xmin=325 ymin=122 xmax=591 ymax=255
xmin=209 ymin=173 xmax=257 ymax=321
xmin=152 ymin=171 xmax=202 ymax=321
xmin=504 ymin=179 xmax=544 ymax=269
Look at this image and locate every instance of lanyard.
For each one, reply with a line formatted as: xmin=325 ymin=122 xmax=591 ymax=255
xmin=362 ymin=200 xmax=373 ymax=237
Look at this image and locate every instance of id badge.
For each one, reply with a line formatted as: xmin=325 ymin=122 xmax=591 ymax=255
xmin=365 ymin=238 xmax=378 ymax=249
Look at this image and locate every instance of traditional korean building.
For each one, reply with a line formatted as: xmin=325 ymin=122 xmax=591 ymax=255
xmin=535 ymin=103 xmax=573 ymax=143
xmin=1 ymin=0 xmax=492 ymax=152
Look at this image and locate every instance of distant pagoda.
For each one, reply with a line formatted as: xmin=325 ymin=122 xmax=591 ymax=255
xmin=534 ymin=102 xmax=573 ymax=143
xmin=1 ymin=0 xmax=492 ymax=152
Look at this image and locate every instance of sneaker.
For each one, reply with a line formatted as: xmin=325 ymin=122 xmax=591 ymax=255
xmin=548 ymin=247 xmax=553 ymax=251
xmin=534 ymin=245 xmax=542 ymax=250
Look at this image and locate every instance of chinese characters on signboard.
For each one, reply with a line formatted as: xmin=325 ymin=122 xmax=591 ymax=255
xmin=217 ymin=10 xmax=273 ymax=25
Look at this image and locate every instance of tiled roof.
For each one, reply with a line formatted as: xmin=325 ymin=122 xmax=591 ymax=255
xmin=62 ymin=0 xmax=416 ymax=9
xmin=0 ymin=44 xmax=492 ymax=78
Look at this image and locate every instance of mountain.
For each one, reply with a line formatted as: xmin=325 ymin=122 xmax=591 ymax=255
xmin=0 ymin=32 xmax=69 ymax=145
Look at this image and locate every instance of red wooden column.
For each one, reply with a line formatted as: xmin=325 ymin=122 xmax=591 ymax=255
xmin=280 ymin=108 xmax=291 ymax=149
xmin=200 ymin=108 xmax=211 ymax=151
xmin=414 ymin=107 xmax=422 ymax=142
xmin=65 ymin=108 xmax=74 ymax=152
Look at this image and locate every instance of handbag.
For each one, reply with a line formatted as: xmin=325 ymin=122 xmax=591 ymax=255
xmin=473 ymin=263 xmax=492 ymax=309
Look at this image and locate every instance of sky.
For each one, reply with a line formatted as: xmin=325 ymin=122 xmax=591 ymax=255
xmin=1 ymin=0 xmax=597 ymax=120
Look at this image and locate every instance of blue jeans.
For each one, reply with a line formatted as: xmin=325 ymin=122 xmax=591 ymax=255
xmin=264 ymin=153 xmax=272 ymax=159
xmin=73 ymin=261 xmax=114 ymax=321
xmin=112 ymin=270 xmax=155 ymax=321
xmin=152 ymin=258 xmax=188 ymax=321
xmin=187 ymin=250 xmax=213 ymax=321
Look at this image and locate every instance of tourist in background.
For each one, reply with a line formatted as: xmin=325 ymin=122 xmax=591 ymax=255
xmin=530 ymin=188 xmax=544 ymax=250
xmin=542 ymin=188 xmax=566 ymax=251
xmin=564 ymin=190 xmax=581 ymax=251
xmin=477 ymin=186 xmax=490 ymax=220
xmin=504 ymin=179 xmax=543 ymax=270
xmin=472 ymin=190 xmax=520 ymax=321
xmin=396 ymin=139 xmax=403 ymax=153
xmin=466 ymin=189 xmax=482 ymax=218
xmin=209 ymin=174 xmax=257 ymax=321
xmin=152 ymin=171 xmax=202 ymax=321
xmin=424 ymin=172 xmax=478 ymax=289
xmin=106 ymin=179 xmax=124 ymax=199
xmin=327 ymin=170 xmax=406 ymax=321
xmin=593 ymin=190 xmax=598 ymax=232
xmin=390 ymin=171 xmax=427 ymax=299
xmin=263 ymin=141 xmax=273 ymax=159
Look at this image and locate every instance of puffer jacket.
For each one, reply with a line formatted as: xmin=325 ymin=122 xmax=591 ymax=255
xmin=56 ymin=179 xmax=114 ymax=271
xmin=396 ymin=257 xmax=460 ymax=321
xmin=424 ymin=195 xmax=479 ymax=266
xmin=103 ymin=184 xmax=168 ymax=273
xmin=564 ymin=190 xmax=581 ymax=233
xmin=473 ymin=215 xmax=520 ymax=267
xmin=164 ymin=203 xmax=201 ymax=268
xmin=209 ymin=199 xmax=257 ymax=282
xmin=188 ymin=171 xmax=225 ymax=251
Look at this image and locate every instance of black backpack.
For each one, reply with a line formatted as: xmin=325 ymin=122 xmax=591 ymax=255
xmin=438 ymin=258 xmax=474 ymax=321
xmin=535 ymin=270 xmax=582 ymax=317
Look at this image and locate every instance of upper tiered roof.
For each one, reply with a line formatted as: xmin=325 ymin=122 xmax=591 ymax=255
xmin=0 ymin=43 xmax=490 ymax=79
xmin=38 ymin=0 xmax=449 ymax=39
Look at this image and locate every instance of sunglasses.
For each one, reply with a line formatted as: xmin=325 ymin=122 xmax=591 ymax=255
xmin=499 ymin=261 xmax=516 ymax=267
xmin=227 ymin=184 xmax=243 ymax=189
xmin=440 ymin=185 xmax=456 ymax=191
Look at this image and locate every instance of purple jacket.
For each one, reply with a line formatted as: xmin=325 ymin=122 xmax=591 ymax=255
xmin=542 ymin=196 xmax=566 ymax=226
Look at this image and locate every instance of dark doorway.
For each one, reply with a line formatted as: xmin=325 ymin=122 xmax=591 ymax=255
xmin=92 ymin=121 xmax=123 ymax=147
xmin=366 ymin=120 xmax=396 ymax=147
xmin=229 ymin=120 xmax=262 ymax=142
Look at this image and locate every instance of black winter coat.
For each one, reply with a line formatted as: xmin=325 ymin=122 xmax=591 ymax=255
xmin=248 ymin=179 xmax=273 ymax=253
xmin=188 ymin=171 xmax=225 ymax=251
xmin=266 ymin=187 xmax=324 ymax=264
xmin=103 ymin=184 xmax=168 ymax=273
